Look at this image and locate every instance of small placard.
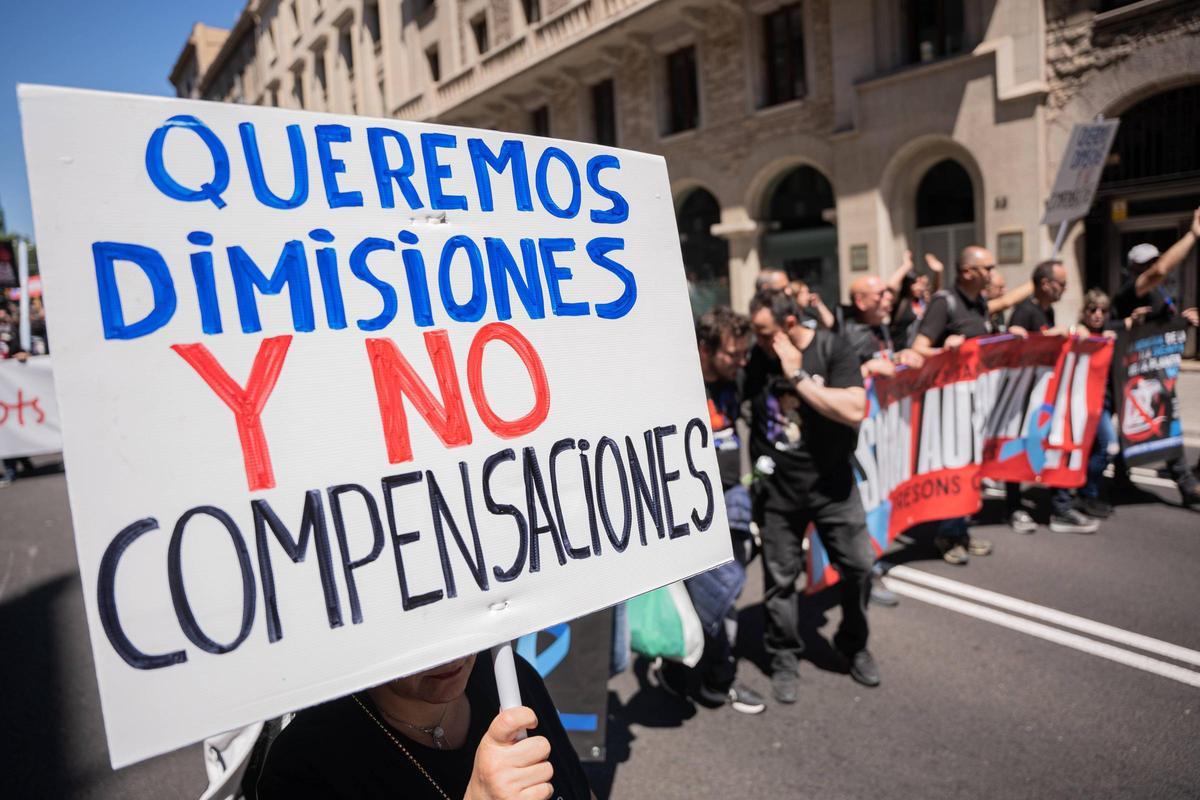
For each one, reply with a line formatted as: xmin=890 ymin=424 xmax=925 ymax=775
xmin=997 ymin=231 xmax=1024 ymax=265
xmin=849 ymin=243 xmax=869 ymax=271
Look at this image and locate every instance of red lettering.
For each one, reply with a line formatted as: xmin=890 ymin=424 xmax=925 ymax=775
xmin=365 ymin=331 xmax=472 ymax=464
xmin=171 ymin=336 xmax=292 ymax=492
xmin=466 ymin=322 xmax=551 ymax=439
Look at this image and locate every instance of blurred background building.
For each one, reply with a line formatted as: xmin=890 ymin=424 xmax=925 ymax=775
xmin=170 ymin=0 xmax=1200 ymax=325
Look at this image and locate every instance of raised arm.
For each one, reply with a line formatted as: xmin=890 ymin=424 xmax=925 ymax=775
xmin=887 ymin=250 xmax=915 ymax=294
xmin=987 ymin=281 xmax=1034 ymax=315
xmin=1135 ymin=207 xmax=1200 ymax=296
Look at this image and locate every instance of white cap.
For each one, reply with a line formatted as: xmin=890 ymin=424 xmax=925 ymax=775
xmin=1127 ymin=243 xmax=1161 ymax=266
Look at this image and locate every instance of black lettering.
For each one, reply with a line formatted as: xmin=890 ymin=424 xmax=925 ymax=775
xmin=426 ymin=466 xmax=490 ymax=598
xmin=97 ymin=517 xmax=188 ymax=670
xmin=328 ymin=483 xmax=385 ymax=625
xmin=523 ymin=446 xmax=568 ymax=572
xmin=625 ymin=430 xmax=663 ymax=545
xmin=684 ymin=417 xmax=715 ymax=532
xmin=483 ymin=448 xmax=529 ymax=583
xmin=596 ymin=436 xmax=632 ymax=552
xmin=252 ymin=491 xmax=343 ymax=643
xmin=169 ymin=506 xmax=256 ymax=654
xmin=381 ymin=471 xmax=443 ymax=610
xmin=654 ymin=424 xmax=689 ymax=539
xmin=549 ymin=438 xmax=590 ymax=560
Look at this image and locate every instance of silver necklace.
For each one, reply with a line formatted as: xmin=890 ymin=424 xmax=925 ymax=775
xmin=352 ymin=695 xmax=451 ymax=800
xmin=375 ymin=697 xmax=453 ymax=750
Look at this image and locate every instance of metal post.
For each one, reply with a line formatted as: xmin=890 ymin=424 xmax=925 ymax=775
xmin=17 ymin=239 xmax=30 ymax=353
xmin=1050 ymin=220 xmax=1069 ymax=262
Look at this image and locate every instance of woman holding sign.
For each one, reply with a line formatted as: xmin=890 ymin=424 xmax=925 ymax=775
xmin=256 ymin=652 xmax=592 ymax=799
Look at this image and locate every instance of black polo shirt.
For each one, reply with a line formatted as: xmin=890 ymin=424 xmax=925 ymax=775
xmin=916 ymin=286 xmax=990 ymax=346
xmin=1008 ymin=298 xmax=1055 ymax=333
xmin=839 ymin=315 xmax=894 ymax=365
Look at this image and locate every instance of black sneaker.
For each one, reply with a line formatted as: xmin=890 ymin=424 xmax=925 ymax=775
xmin=697 ymin=683 xmax=766 ymax=714
xmin=1049 ymin=508 xmax=1100 ymax=534
xmin=844 ymin=649 xmax=881 ymax=688
xmin=1076 ymin=497 xmax=1112 ymax=519
xmin=770 ymin=670 xmax=799 ymax=704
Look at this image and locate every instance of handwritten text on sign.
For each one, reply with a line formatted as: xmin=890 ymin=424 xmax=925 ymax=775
xmin=19 ymin=85 xmax=731 ymax=767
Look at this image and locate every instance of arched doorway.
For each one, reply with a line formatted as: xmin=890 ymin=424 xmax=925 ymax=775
xmin=914 ymin=158 xmax=977 ymax=271
xmin=677 ymin=188 xmax=730 ymax=316
xmin=759 ymin=165 xmax=838 ymax=304
xmin=1084 ymin=83 xmax=1200 ymax=356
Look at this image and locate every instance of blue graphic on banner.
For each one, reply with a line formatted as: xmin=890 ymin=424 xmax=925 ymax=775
xmin=999 ymin=401 xmax=1054 ymax=473
xmin=516 ymin=623 xmax=598 ymax=732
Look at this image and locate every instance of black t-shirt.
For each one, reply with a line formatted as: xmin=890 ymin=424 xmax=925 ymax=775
xmin=748 ymin=330 xmax=864 ymax=510
xmin=255 ymin=655 xmax=591 ymax=800
xmin=1113 ymin=278 xmax=1176 ymax=322
xmin=1007 ymin=298 xmax=1055 ymax=333
xmin=889 ymin=296 xmax=924 ymax=348
xmin=706 ymin=379 xmax=742 ymax=491
xmin=838 ymin=316 xmax=894 ymax=365
xmin=916 ymin=286 xmax=990 ymax=346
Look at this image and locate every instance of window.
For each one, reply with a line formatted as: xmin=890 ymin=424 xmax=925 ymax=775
xmin=415 ymin=0 xmax=437 ymax=15
xmin=314 ymin=51 xmax=328 ymax=104
xmin=339 ymin=29 xmax=354 ymax=75
xmin=269 ymin=83 xmax=281 ymax=107
xmin=592 ymin=80 xmax=616 ymax=146
xmin=664 ymin=45 xmax=699 ymax=134
xmin=902 ymin=0 xmax=964 ymax=64
xmin=426 ymin=45 xmax=441 ymax=82
xmin=364 ymin=1 xmax=381 ymax=44
xmin=289 ymin=1 xmax=301 ymax=37
xmin=762 ymin=3 xmax=806 ymax=107
xmin=531 ymin=105 xmax=550 ymax=137
xmin=522 ymin=0 xmax=542 ymax=24
xmin=471 ymin=15 xmax=489 ymax=56
xmin=292 ymin=68 xmax=306 ymax=107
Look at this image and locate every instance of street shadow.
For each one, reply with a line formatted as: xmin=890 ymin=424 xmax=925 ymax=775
xmin=735 ymin=592 xmax=848 ymax=677
xmin=0 ymin=575 xmax=73 ymax=799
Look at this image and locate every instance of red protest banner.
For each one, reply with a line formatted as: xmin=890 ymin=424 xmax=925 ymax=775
xmin=807 ymin=333 xmax=1112 ymax=594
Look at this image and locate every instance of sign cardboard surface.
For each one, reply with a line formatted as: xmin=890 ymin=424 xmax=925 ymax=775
xmin=0 ymin=356 xmax=62 ymax=458
xmin=18 ymin=84 xmax=731 ymax=768
xmin=1042 ymin=119 xmax=1120 ymax=226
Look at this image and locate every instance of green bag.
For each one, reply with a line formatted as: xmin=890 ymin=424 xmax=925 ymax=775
xmin=627 ymin=581 xmax=704 ymax=667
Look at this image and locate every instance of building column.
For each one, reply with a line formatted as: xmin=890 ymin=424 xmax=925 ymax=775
xmin=712 ymin=218 xmax=764 ymax=313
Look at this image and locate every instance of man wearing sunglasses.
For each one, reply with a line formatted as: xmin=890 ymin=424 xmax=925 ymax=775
xmin=911 ymin=246 xmax=998 ymax=565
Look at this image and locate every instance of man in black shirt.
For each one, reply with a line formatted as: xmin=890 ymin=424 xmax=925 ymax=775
xmin=660 ymin=307 xmax=766 ymax=714
xmin=1111 ymin=209 xmax=1200 ymax=507
xmin=910 ymin=246 xmax=997 ymax=565
xmin=746 ymin=289 xmax=879 ymax=700
xmin=1005 ymin=261 xmax=1101 ymax=534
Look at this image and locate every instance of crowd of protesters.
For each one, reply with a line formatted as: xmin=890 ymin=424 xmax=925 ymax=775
xmin=665 ymin=207 xmax=1200 ymax=719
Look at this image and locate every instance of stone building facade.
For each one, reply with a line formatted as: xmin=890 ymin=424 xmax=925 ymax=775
xmin=171 ymin=0 xmax=1200 ymax=325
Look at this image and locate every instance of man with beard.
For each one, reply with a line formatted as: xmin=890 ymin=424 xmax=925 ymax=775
xmin=745 ymin=289 xmax=879 ymax=702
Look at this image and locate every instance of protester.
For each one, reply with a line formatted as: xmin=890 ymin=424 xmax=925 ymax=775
xmin=1071 ymin=289 xmax=1124 ymax=518
xmin=745 ymin=289 xmax=879 ymax=698
xmin=886 ymin=250 xmax=940 ymax=347
xmin=910 ymin=246 xmax=997 ymax=564
xmin=1111 ymin=209 xmax=1200 ymax=507
xmin=836 ymin=275 xmax=925 ymax=607
xmin=1003 ymin=261 xmax=1100 ymax=534
xmin=790 ymin=279 xmax=835 ymax=329
xmin=653 ymin=307 xmax=766 ymax=714
xmin=256 ymin=652 xmax=592 ymax=799
xmin=755 ymin=268 xmax=790 ymax=294
xmin=984 ymin=269 xmax=1009 ymax=332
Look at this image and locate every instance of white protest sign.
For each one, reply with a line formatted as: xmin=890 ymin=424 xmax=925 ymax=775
xmin=0 ymin=356 xmax=62 ymax=458
xmin=1042 ymin=119 xmax=1119 ymax=226
xmin=19 ymin=85 xmax=732 ymax=768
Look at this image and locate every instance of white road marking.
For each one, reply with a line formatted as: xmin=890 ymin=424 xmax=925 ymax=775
xmin=887 ymin=565 xmax=1200 ymax=668
xmin=882 ymin=578 xmax=1200 ymax=688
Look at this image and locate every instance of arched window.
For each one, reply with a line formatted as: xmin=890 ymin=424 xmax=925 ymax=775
xmin=677 ymin=188 xmax=730 ymax=316
xmin=914 ymin=158 xmax=977 ymax=269
xmin=903 ymin=0 xmax=965 ymax=65
xmin=760 ymin=165 xmax=838 ymax=303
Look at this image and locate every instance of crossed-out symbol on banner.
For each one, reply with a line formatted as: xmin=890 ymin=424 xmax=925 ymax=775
xmin=999 ymin=401 xmax=1054 ymax=473
xmin=515 ymin=623 xmax=599 ymax=733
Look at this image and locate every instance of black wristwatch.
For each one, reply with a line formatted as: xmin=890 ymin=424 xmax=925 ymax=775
xmin=791 ymin=368 xmax=812 ymax=385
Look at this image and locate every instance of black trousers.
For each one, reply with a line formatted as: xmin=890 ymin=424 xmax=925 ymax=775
xmin=760 ymin=484 xmax=873 ymax=674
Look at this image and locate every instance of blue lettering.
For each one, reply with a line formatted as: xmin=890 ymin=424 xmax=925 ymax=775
xmin=315 ymin=124 xmax=364 ymax=209
xmin=239 ymin=123 xmax=309 ymax=209
xmin=93 ymin=242 xmax=178 ymax=340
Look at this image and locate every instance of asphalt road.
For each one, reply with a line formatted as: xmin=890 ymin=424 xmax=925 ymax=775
xmin=2 ymin=374 xmax=1198 ymax=798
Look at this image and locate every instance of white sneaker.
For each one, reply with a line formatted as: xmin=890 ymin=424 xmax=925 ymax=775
xmin=1008 ymin=509 xmax=1037 ymax=534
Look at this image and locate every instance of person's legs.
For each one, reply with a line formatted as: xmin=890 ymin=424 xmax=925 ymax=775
xmin=935 ymin=516 xmax=970 ymax=564
xmin=1167 ymin=456 xmax=1200 ymax=505
xmin=811 ymin=489 xmax=873 ymax=657
xmin=760 ymin=508 xmax=806 ymax=675
xmin=1083 ymin=411 xmax=1116 ymax=499
xmin=1006 ymin=481 xmax=1037 ymax=533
